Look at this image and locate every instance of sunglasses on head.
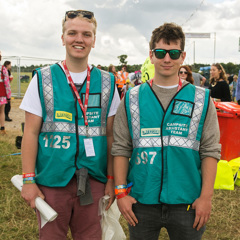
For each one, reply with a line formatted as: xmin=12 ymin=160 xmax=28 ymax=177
xmin=152 ymin=49 xmax=182 ymax=60
xmin=65 ymin=10 xmax=94 ymax=21
xmin=179 ymin=71 xmax=188 ymax=74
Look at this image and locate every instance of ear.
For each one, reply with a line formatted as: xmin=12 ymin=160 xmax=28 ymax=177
xmin=92 ymin=35 xmax=96 ymax=49
xmin=180 ymin=51 xmax=186 ymax=64
xmin=61 ymin=34 xmax=65 ymax=46
xmin=149 ymin=50 xmax=154 ymax=64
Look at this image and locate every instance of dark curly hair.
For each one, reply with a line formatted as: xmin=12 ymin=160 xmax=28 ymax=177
xmin=149 ymin=23 xmax=185 ymax=50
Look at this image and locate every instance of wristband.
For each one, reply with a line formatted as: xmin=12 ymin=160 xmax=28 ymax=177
xmin=116 ymin=191 xmax=128 ymax=199
xmin=107 ymin=175 xmax=114 ymax=180
xmin=22 ymin=172 xmax=35 ymax=178
xmin=115 ymin=188 xmax=127 ymax=195
xmin=115 ymin=184 xmax=127 ymax=189
xmin=23 ymin=177 xmax=35 ymax=181
xmin=23 ymin=179 xmax=36 ymax=184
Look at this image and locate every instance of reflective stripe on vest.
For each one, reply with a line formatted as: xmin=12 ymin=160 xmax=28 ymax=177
xmin=129 ymin=85 xmax=206 ymax=151
xmin=40 ymin=66 xmax=111 ymax=136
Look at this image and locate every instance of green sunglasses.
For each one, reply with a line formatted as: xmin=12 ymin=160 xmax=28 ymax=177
xmin=152 ymin=49 xmax=183 ymax=60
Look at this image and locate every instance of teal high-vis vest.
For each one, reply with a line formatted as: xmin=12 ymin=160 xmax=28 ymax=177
xmin=125 ymin=81 xmax=210 ymax=204
xmin=35 ymin=63 xmax=115 ymax=187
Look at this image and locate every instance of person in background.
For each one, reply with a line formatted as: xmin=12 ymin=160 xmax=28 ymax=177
xmin=226 ymin=73 xmax=233 ymax=85
xmin=0 ymin=51 xmax=11 ymax=134
xmin=229 ymin=75 xmax=238 ymax=102
xmin=132 ymin=70 xmax=142 ymax=86
xmin=108 ymin=64 xmax=119 ymax=84
xmin=178 ymin=65 xmax=194 ymax=84
xmin=117 ymin=65 xmax=129 ymax=96
xmin=4 ymin=61 xmax=13 ymax=122
xmin=109 ymin=64 xmax=121 ymax=96
xmin=209 ymin=63 xmax=231 ymax=102
xmin=112 ymin=22 xmax=220 ymax=240
xmin=236 ymin=71 xmax=240 ymax=105
xmin=20 ymin=9 xmax=120 ymax=239
xmin=97 ymin=64 xmax=102 ymax=69
xmin=120 ymin=79 xmax=131 ymax=100
xmin=189 ymin=65 xmax=206 ymax=87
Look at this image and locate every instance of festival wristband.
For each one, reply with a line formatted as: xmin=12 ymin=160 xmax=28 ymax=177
xmin=23 ymin=179 xmax=36 ymax=184
xmin=116 ymin=192 xmax=128 ymax=199
xmin=23 ymin=177 xmax=35 ymax=181
xmin=115 ymin=188 xmax=127 ymax=195
xmin=107 ymin=175 xmax=114 ymax=180
xmin=22 ymin=172 xmax=35 ymax=178
xmin=115 ymin=184 xmax=127 ymax=189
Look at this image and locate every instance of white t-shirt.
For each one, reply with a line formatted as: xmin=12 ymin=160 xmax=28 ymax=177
xmin=20 ymin=63 xmax=120 ymax=117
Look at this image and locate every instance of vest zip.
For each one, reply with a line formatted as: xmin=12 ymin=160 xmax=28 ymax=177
xmin=147 ymin=82 xmax=166 ymax=202
xmin=147 ymin=81 xmax=190 ymax=202
xmin=159 ymin=83 xmax=190 ymax=201
xmin=72 ymin=76 xmax=88 ymax=170
xmin=72 ymin=69 xmax=95 ymax=169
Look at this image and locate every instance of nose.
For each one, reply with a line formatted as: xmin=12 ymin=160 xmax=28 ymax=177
xmin=163 ymin=52 xmax=171 ymax=62
xmin=75 ymin=33 xmax=83 ymax=43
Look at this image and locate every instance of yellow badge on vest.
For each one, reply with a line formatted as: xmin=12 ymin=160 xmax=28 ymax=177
xmin=141 ymin=128 xmax=160 ymax=137
xmin=55 ymin=111 xmax=72 ymax=121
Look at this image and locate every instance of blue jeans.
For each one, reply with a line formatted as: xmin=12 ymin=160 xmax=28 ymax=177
xmin=129 ymin=202 xmax=206 ymax=240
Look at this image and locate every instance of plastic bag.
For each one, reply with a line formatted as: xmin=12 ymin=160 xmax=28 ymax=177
xmin=99 ymin=195 xmax=126 ymax=240
xmin=228 ymin=157 xmax=240 ymax=187
xmin=214 ymin=160 xmax=234 ymax=190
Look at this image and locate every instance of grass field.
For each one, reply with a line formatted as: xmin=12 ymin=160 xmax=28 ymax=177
xmin=10 ymin=72 xmax=32 ymax=97
xmin=0 ymin=100 xmax=240 ymax=239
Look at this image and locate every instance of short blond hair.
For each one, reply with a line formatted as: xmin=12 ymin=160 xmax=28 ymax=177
xmin=62 ymin=10 xmax=97 ymax=35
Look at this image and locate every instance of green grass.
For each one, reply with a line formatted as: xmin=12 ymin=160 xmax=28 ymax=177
xmin=10 ymin=72 xmax=31 ymax=97
xmin=1 ymin=131 xmax=240 ymax=239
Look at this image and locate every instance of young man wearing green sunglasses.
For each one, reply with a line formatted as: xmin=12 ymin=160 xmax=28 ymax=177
xmin=112 ymin=23 xmax=221 ymax=240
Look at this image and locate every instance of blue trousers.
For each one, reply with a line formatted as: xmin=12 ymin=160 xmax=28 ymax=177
xmin=129 ymin=202 xmax=206 ymax=240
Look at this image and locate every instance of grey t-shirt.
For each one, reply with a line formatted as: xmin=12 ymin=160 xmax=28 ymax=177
xmin=192 ymin=72 xmax=204 ymax=87
xmin=112 ymin=81 xmax=221 ymax=161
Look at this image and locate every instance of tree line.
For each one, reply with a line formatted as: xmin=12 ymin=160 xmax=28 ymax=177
xmin=11 ymin=53 xmax=240 ymax=76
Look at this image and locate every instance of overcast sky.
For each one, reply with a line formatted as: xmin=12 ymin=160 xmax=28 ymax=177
xmin=0 ymin=0 xmax=239 ymax=67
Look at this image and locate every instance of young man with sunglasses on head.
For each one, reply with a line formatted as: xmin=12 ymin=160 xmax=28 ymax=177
xmin=112 ymin=23 xmax=221 ymax=240
xmin=20 ymin=10 xmax=120 ymax=239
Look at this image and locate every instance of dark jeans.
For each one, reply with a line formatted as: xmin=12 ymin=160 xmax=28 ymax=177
xmin=129 ymin=202 xmax=206 ymax=240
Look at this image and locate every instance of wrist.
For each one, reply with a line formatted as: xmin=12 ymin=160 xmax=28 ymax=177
xmin=200 ymin=192 xmax=213 ymax=200
xmin=22 ymin=172 xmax=36 ymax=184
xmin=115 ymin=182 xmax=133 ymax=199
xmin=107 ymin=175 xmax=114 ymax=180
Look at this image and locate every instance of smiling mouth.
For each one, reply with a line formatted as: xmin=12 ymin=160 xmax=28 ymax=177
xmin=73 ymin=46 xmax=84 ymax=49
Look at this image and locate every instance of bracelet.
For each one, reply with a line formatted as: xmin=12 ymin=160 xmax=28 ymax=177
xmin=107 ymin=175 xmax=114 ymax=180
xmin=23 ymin=179 xmax=36 ymax=184
xmin=23 ymin=177 xmax=35 ymax=181
xmin=115 ymin=184 xmax=127 ymax=189
xmin=22 ymin=172 xmax=35 ymax=178
xmin=115 ymin=188 xmax=127 ymax=195
xmin=116 ymin=191 xmax=128 ymax=199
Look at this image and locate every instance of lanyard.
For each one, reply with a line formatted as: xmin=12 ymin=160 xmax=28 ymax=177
xmin=62 ymin=60 xmax=90 ymax=127
xmin=149 ymin=78 xmax=183 ymax=92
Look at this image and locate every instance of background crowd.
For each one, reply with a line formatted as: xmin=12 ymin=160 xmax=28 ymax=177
xmin=105 ymin=61 xmax=239 ymax=105
xmin=0 ymin=50 xmax=240 ymax=136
